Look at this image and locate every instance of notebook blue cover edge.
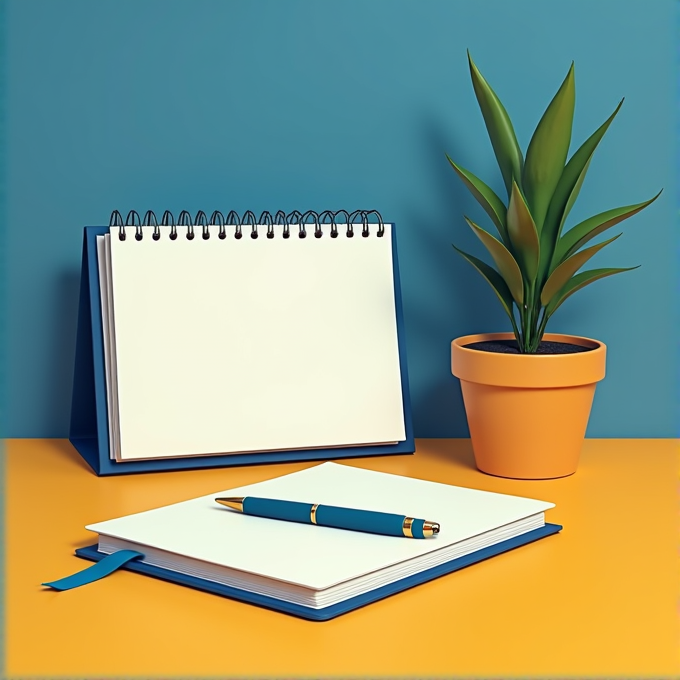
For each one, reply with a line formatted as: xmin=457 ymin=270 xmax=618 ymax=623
xmin=75 ymin=523 xmax=562 ymax=621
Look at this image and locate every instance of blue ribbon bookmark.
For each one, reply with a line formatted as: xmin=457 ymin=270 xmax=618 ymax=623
xmin=42 ymin=550 xmax=145 ymax=591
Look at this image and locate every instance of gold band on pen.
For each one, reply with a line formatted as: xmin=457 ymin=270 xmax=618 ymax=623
xmin=310 ymin=504 xmax=319 ymax=524
xmin=402 ymin=517 xmax=414 ymax=538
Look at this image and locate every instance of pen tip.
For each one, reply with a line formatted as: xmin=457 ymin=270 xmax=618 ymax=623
xmin=215 ymin=497 xmax=245 ymax=512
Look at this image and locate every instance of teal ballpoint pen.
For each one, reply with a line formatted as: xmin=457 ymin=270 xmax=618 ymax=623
xmin=215 ymin=496 xmax=440 ymax=539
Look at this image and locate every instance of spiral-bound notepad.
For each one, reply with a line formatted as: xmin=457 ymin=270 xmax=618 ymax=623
xmin=70 ymin=209 xmax=413 ymax=474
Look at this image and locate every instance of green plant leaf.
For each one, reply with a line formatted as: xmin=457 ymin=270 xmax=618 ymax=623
xmin=522 ymin=63 xmax=575 ymax=232
xmin=540 ymin=233 xmax=621 ymax=306
xmin=446 ymin=155 xmax=509 ymax=245
xmin=468 ymin=51 xmax=524 ymax=197
xmin=539 ymin=100 xmax=624 ymax=284
xmin=507 ymin=181 xmax=540 ymax=285
xmin=552 ymin=191 xmax=662 ymax=268
xmin=544 ymin=266 xmax=639 ymax=317
xmin=452 ymin=245 xmax=515 ymax=320
xmin=464 ymin=216 xmax=524 ymax=304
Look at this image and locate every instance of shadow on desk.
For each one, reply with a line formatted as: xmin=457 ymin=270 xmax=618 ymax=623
xmin=415 ymin=438 xmax=477 ymax=469
xmin=42 ymin=438 xmax=94 ymax=474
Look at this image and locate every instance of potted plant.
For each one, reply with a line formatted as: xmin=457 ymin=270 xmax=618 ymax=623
xmin=448 ymin=53 xmax=661 ymax=479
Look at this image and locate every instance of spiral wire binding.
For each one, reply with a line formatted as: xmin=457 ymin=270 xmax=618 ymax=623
xmin=110 ymin=209 xmax=385 ymax=241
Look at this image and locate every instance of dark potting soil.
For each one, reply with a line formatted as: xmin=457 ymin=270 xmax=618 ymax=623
xmin=463 ymin=339 xmax=595 ymax=355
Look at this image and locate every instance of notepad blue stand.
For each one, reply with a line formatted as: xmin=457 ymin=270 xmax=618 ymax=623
xmin=69 ymin=225 xmax=414 ymax=475
xmin=70 ymin=524 xmax=562 ymax=621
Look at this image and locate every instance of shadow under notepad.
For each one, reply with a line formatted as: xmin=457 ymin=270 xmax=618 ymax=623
xmin=415 ymin=439 xmax=477 ymax=471
xmin=46 ymin=439 xmax=95 ymax=474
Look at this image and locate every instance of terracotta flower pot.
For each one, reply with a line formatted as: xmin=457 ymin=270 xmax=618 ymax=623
xmin=451 ymin=332 xmax=606 ymax=479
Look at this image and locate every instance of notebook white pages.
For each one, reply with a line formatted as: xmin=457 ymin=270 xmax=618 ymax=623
xmin=96 ymin=223 xmax=406 ymax=461
xmin=86 ymin=462 xmax=555 ymax=609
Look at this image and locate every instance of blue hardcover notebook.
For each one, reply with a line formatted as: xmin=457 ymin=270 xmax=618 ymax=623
xmin=69 ymin=210 xmax=414 ymax=475
xmin=63 ymin=463 xmax=562 ymax=621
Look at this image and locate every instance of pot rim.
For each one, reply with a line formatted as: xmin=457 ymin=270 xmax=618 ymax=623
xmin=451 ymin=332 xmax=606 ymax=387
xmin=452 ymin=332 xmax=605 ymax=355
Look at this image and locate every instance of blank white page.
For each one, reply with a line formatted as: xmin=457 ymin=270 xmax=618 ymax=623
xmin=87 ymin=462 xmax=555 ymax=591
xmin=108 ymin=225 xmax=405 ymax=460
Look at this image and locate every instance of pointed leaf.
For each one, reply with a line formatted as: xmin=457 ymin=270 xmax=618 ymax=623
xmin=507 ymin=181 xmax=540 ymax=284
xmin=465 ymin=216 xmax=524 ymax=304
xmin=545 ymin=266 xmax=639 ymax=317
xmin=446 ymin=155 xmax=509 ymax=244
xmin=468 ymin=52 xmax=524 ymax=197
xmin=452 ymin=245 xmax=515 ymax=320
xmin=540 ymin=233 xmax=621 ymax=306
xmin=539 ymin=100 xmax=624 ymax=283
xmin=552 ymin=191 xmax=662 ymax=268
xmin=522 ymin=63 xmax=576 ymax=231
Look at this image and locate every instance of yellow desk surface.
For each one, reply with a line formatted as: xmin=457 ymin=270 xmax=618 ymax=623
xmin=5 ymin=438 xmax=679 ymax=677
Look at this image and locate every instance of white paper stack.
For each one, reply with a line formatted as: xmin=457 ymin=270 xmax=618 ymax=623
xmin=95 ymin=224 xmax=406 ymax=461
xmin=86 ymin=462 xmax=555 ymax=609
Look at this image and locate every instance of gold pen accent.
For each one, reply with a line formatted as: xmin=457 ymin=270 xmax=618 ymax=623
xmin=423 ymin=521 xmax=440 ymax=538
xmin=402 ymin=517 xmax=414 ymax=538
xmin=310 ymin=503 xmax=319 ymax=524
xmin=215 ymin=497 xmax=245 ymax=512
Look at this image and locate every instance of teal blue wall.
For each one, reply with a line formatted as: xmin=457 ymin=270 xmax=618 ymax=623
xmin=2 ymin=0 xmax=677 ymax=437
